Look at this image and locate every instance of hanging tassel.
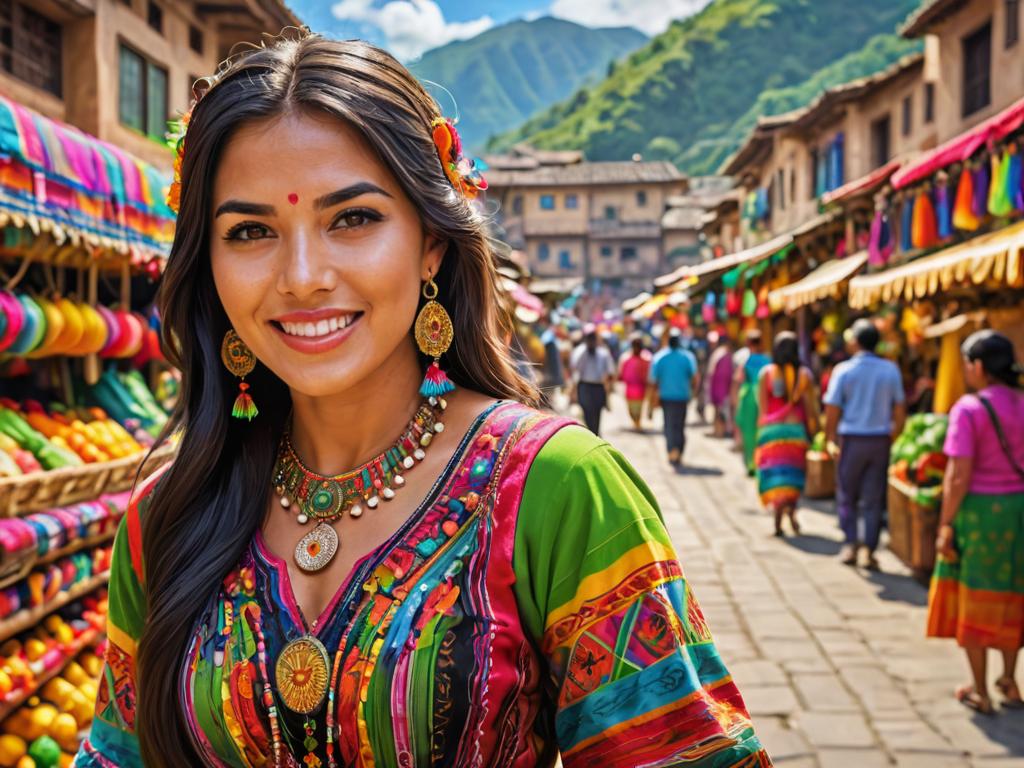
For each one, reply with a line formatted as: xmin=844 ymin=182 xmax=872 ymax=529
xmin=989 ymin=150 xmax=1013 ymax=216
xmin=900 ymin=195 xmax=914 ymax=251
xmin=972 ymin=163 xmax=990 ymax=217
xmin=952 ymin=169 xmax=981 ymax=231
xmin=912 ymin=188 xmax=938 ymax=249
xmin=420 ymin=360 xmax=455 ymax=398
xmin=232 ymin=382 xmax=258 ymax=421
xmin=879 ymin=212 xmax=894 ymax=263
xmin=936 ymin=180 xmax=952 ymax=239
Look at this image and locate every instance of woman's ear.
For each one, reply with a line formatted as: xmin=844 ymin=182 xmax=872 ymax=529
xmin=421 ymin=233 xmax=447 ymax=281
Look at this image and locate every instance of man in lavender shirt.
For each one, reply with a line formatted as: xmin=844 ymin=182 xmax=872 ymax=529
xmin=824 ymin=319 xmax=907 ymax=569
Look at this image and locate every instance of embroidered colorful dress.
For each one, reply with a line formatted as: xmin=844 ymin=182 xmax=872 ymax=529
xmin=736 ymin=352 xmax=771 ymax=474
xmin=76 ymin=402 xmax=770 ymax=767
xmin=755 ymin=365 xmax=812 ymax=510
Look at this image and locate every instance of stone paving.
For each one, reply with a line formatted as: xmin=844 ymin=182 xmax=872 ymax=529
xmin=591 ymin=402 xmax=1024 ymax=768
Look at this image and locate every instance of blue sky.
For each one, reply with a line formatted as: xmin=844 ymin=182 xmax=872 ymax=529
xmin=290 ymin=0 xmax=710 ymax=61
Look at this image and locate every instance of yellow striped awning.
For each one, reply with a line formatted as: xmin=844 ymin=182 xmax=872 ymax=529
xmin=769 ymin=251 xmax=868 ymax=313
xmin=848 ymin=221 xmax=1024 ymax=309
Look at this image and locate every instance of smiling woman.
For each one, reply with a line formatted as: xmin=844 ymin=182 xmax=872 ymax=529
xmin=74 ymin=31 xmax=769 ymax=768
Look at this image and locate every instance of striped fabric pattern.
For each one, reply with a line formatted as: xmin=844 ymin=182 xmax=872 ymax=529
xmin=756 ymin=422 xmax=808 ymax=508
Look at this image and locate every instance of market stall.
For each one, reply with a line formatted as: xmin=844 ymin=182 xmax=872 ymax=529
xmin=0 ymin=96 xmax=177 ymax=762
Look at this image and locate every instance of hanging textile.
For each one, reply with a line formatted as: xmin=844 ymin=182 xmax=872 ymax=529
xmin=911 ymin=188 xmax=938 ymax=249
xmin=972 ymin=162 xmax=990 ymax=217
xmin=1009 ymin=147 xmax=1024 ymax=211
xmin=900 ymin=194 xmax=915 ymax=251
xmin=935 ymin=179 xmax=952 ymax=239
xmin=952 ymin=169 xmax=981 ymax=231
xmin=988 ymin=151 xmax=1013 ymax=216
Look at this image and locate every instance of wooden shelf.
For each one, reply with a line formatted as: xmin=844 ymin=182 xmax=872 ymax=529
xmin=0 ymin=627 xmax=101 ymax=723
xmin=0 ymin=572 xmax=110 ymax=645
xmin=0 ymin=529 xmax=117 ymax=592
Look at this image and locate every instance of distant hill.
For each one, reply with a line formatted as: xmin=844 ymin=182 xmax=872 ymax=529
xmin=409 ymin=17 xmax=647 ymax=152
xmin=488 ymin=0 xmax=921 ymax=173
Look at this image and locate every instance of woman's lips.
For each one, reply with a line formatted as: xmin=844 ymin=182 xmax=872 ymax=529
xmin=270 ymin=312 xmax=362 ymax=354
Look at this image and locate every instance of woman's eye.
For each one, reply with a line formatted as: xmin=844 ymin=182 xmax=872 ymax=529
xmin=223 ymin=223 xmax=273 ymax=241
xmin=332 ymin=209 xmax=381 ymax=230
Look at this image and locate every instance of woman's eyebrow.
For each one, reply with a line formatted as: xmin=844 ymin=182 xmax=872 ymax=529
xmin=314 ymin=182 xmax=392 ymax=210
xmin=214 ymin=200 xmax=275 ymax=218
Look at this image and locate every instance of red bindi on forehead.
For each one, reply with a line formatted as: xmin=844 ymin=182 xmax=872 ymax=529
xmin=287 ymin=193 xmax=299 ymax=205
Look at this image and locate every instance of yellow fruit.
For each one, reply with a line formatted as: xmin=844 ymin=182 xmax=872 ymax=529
xmin=48 ymin=712 xmax=78 ymax=751
xmin=79 ymin=654 xmax=101 ymax=678
xmin=23 ymin=640 xmax=46 ymax=663
xmin=61 ymin=663 xmax=88 ymax=687
xmin=0 ymin=734 xmax=27 ymax=767
xmin=77 ymin=680 xmax=97 ymax=703
xmin=41 ymin=678 xmax=75 ymax=708
xmin=15 ymin=757 xmax=34 ymax=768
xmin=0 ymin=669 xmax=12 ymax=696
xmin=58 ymin=755 xmax=73 ymax=768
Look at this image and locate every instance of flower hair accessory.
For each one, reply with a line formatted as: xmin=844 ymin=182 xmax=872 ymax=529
xmin=165 ymin=107 xmax=193 ymax=214
xmin=431 ymin=117 xmax=487 ymax=200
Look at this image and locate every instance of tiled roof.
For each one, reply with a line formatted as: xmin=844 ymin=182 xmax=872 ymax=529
xmin=662 ymin=206 xmax=705 ymax=230
xmin=901 ymin=0 xmax=969 ymax=37
xmin=485 ymin=161 xmax=684 ymax=188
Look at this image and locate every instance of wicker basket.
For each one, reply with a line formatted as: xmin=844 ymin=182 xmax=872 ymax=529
xmin=805 ymin=452 xmax=836 ymax=499
xmin=887 ymin=477 xmax=913 ymax=566
xmin=0 ymin=443 xmax=176 ymax=518
xmin=887 ymin=476 xmax=940 ymax=581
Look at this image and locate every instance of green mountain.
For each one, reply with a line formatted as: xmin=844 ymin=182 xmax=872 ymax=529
xmin=488 ymin=0 xmax=921 ymax=173
xmin=409 ymin=17 xmax=647 ymax=152
xmin=685 ymin=33 xmax=923 ymax=174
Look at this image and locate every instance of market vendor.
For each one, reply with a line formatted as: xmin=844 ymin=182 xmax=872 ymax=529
xmin=927 ymin=330 xmax=1024 ymax=715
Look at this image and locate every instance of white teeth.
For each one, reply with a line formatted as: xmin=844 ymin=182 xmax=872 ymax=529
xmin=278 ymin=314 xmax=355 ymax=339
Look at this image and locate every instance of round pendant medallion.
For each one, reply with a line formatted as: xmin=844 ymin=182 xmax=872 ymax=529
xmin=294 ymin=522 xmax=339 ymax=572
xmin=275 ymin=635 xmax=331 ymax=714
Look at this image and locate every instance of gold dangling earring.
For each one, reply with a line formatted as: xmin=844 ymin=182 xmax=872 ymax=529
xmin=221 ymin=329 xmax=259 ymax=420
xmin=414 ymin=274 xmax=455 ymax=398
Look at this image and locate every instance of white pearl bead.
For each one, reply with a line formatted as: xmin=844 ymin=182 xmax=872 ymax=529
xmin=428 ymin=396 xmax=437 ymax=406
xmin=280 ymin=496 xmax=291 ymax=509
xmin=367 ymin=496 xmax=380 ymax=509
xmin=434 ymin=422 xmax=445 ymax=434
xmin=394 ymin=474 xmax=405 ymax=487
xmin=439 ymin=397 xmax=447 ymax=410
xmin=414 ymin=448 xmax=426 ymax=461
xmin=403 ymin=456 xmax=415 ymax=469
xmin=420 ymin=432 xmax=433 ymax=447
xmin=382 ymin=487 xmax=395 ymax=500
xmin=350 ymin=504 xmax=363 ymax=518
xmin=297 ymin=513 xmax=308 ymax=524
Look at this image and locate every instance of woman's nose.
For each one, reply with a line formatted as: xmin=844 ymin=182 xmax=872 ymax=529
xmin=277 ymin=230 xmax=338 ymax=300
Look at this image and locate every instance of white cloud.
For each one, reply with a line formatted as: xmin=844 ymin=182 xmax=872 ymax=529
xmin=331 ymin=0 xmax=494 ymax=61
xmin=549 ymin=0 xmax=710 ymax=36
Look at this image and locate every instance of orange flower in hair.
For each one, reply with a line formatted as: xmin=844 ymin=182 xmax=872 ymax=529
xmin=165 ymin=107 xmax=193 ymax=214
xmin=431 ymin=117 xmax=488 ymax=200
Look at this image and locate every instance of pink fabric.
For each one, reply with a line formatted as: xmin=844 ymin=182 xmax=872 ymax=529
xmin=619 ymin=351 xmax=651 ymax=401
xmin=759 ymin=365 xmax=809 ymax=426
xmin=944 ymin=386 xmax=1024 ymax=494
xmin=707 ymin=347 xmax=733 ymax=407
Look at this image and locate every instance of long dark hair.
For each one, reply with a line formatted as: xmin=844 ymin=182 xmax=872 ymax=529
xmin=771 ymin=331 xmax=800 ymax=401
xmin=136 ymin=32 xmax=537 ymax=764
xmin=962 ymin=329 xmax=1023 ymax=389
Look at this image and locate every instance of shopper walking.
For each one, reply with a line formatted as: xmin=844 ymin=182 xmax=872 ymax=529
xmin=756 ymin=332 xmax=819 ymax=536
xmin=824 ymin=319 xmax=906 ymax=569
xmin=570 ymin=324 xmax=616 ymax=436
xmin=75 ymin=33 xmax=768 ymax=768
xmin=648 ymin=330 xmax=698 ymax=465
xmin=733 ymin=329 xmax=771 ymax=475
xmin=707 ymin=332 xmax=734 ymax=437
xmin=927 ymin=330 xmax=1024 ymax=715
xmin=619 ymin=334 xmax=651 ymax=431
xmin=537 ymin=314 xmax=565 ymax=406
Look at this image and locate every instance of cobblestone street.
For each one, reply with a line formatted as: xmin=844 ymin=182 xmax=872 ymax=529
xmin=593 ymin=401 xmax=1024 ymax=768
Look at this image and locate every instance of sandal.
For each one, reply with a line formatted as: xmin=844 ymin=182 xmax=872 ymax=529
xmin=955 ymin=685 xmax=995 ymax=715
xmin=996 ymin=676 xmax=1024 ymax=709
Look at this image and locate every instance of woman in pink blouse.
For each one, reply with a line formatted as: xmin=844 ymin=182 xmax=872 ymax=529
xmin=619 ymin=334 xmax=652 ymax=430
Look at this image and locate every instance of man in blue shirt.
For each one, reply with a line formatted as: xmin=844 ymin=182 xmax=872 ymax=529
xmin=648 ymin=330 xmax=698 ymax=466
xmin=824 ymin=319 xmax=907 ymax=569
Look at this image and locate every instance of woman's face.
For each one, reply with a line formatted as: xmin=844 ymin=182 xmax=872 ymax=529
xmin=209 ymin=111 xmax=445 ymax=398
xmin=963 ymin=357 xmax=986 ymax=391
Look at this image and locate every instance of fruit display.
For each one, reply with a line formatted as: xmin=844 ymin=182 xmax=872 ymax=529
xmin=890 ymin=413 xmax=949 ymax=504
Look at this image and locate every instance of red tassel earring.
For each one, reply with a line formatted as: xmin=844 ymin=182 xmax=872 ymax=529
xmin=414 ymin=274 xmax=455 ymax=398
xmin=221 ymin=329 xmax=259 ymax=420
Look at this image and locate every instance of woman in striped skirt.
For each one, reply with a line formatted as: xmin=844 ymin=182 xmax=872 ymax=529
xmin=756 ymin=332 xmax=819 ymax=536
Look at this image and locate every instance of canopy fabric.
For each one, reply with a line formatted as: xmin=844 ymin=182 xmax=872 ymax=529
xmin=821 ymin=160 xmax=900 ymax=206
xmin=621 ymin=292 xmax=652 ymax=312
xmin=633 ymin=293 xmax=671 ymax=319
xmin=848 ymin=221 xmax=1024 ymax=308
xmin=655 ymin=232 xmax=793 ymax=291
xmin=891 ymin=96 xmax=1024 ymax=190
xmin=769 ymin=250 xmax=868 ymax=313
xmin=0 ymin=95 xmax=175 ymax=257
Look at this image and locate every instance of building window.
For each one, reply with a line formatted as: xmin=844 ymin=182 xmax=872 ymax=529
xmin=870 ymin=115 xmax=891 ymax=169
xmin=789 ymin=168 xmax=796 ymax=203
xmin=558 ymin=250 xmax=573 ymax=270
xmin=604 ymin=205 xmax=616 ymax=220
xmin=537 ymin=243 xmax=550 ymax=262
xmin=808 ymin=148 xmax=819 ymax=200
xmin=901 ymin=95 xmax=912 ymax=137
xmin=636 ymin=190 xmax=647 ymax=207
xmin=511 ymin=195 xmax=523 ymax=215
xmin=600 ymin=245 xmax=613 ymax=257
xmin=189 ymin=24 xmax=204 ymax=55
xmin=564 ymin=194 xmax=578 ymax=209
xmin=776 ymin=169 xmax=786 ymax=210
xmin=0 ymin=1 xmax=62 ymax=97
xmin=621 ymin=246 xmax=637 ymax=261
xmin=119 ymin=44 xmax=169 ymax=140
xmin=1007 ymin=0 xmax=1019 ymax=47
xmin=147 ymin=1 xmax=163 ymax=33
xmin=924 ymin=82 xmax=935 ymax=123
xmin=540 ymin=194 xmax=555 ymax=210
xmin=962 ymin=21 xmax=992 ymax=117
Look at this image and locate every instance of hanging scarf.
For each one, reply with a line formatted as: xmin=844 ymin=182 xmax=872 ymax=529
xmin=952 ymin=168 xmax=981 ymax=231
xmin=935 ymin=181 xmax=952 ymax=239
xmin=911 ymin=188 xmax=938 ymax=249
xmin=972 ymin=162 xmax=990 ymax=217
xmin=988 ymin=150 xmax=1013 ymax=217
xmin=900 ymin=195 xmax=914 ymax=251
xmin=1009 ymin=148 xmax=1024 ymax=212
